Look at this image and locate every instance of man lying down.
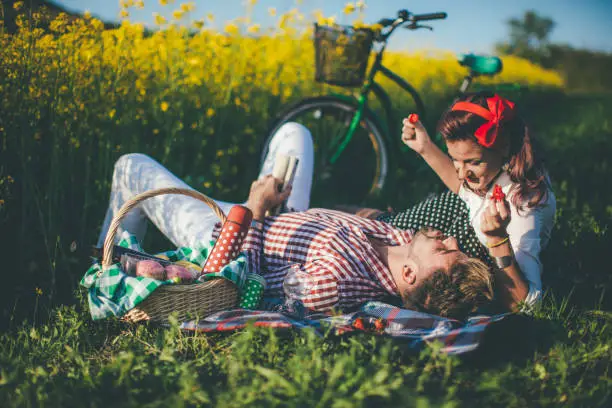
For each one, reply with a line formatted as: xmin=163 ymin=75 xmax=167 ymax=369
xmin=224 ymin=175 xmax=494 ymax=320
xmin=97 ymin=156 xmax=493 ymax=321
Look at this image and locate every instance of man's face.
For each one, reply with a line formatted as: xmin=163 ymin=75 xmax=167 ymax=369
xmin=408 ymin=229 xmax=467 ymax=280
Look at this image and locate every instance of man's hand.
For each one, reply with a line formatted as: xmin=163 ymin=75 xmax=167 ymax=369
xmin=246 ymin=175 xmax=292 ymax=220
xmin=401 ymin=115 xmax=433 ymax=155
xmin=480 ymin=198 xmax=511 ymax=243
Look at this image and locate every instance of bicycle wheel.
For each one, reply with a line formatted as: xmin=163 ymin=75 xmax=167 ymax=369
xmin=262 ymin=96 xmax=388 ymax=206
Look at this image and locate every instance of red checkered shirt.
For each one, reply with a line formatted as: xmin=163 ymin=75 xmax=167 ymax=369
xmin=216 ymin=209 xmax=413 ymax=312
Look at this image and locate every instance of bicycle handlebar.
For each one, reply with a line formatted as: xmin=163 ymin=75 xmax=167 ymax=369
xmin=373 ymin=10 xmax=447 ymax=43
xmin=412 ymin=12 xmax=447 ymax=22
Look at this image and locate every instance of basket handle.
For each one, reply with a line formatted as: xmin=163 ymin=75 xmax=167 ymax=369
xmin=102 ymin=187 xmax=227 ymax=268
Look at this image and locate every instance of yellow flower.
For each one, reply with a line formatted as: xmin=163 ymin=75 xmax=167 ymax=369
xmin=154 ymin=13 xmax=167 ymax=25
xmin=119 ymin=10 xmax=129 ymax=19
xmin=193 ymin=20 xmax=204 ymax=29
xmin=159 ymin=0 xmax=174 ymax=5
xmin=71 ymin=137 xmax=81 ymax=149
xmin=247 ymin=0 xmax=259 ymax=6
xmin=203 ymin=181 xmax=212 ymax=189
xmin=153 ymin=129 xmax=160 ymax=135
xmin=352 ymin=19 xmax=365 ymax=29
xmin=207 ymin=13 xmax=215 ymax=22
xmin=206 ymin=108 xmax=215 ymax=117
xmin=343 ymin=3 xmax=356 ymax=15
xmin=83 ymin=10 xmax=92 ymax=19
xmin=181 ymin=2 xmax=195 ymax=12
xmin=268 ymin=7 xmax=277 ymax=17
xmin=247 ymin=24 xmax=260 ymax=34
xmin=135 ymin=0 xmax=145 ymax=9
xmin=313 ymin=9 xmax=324 ymax=23
xmin=13 ymin=1 xmax=24 ymax=11
xmin=109 ymin=109 xmax=116 ymax=119
xmin=172 ymin=10 xmax=184 ymax=20
xmin=160 ymin=101 xmax=169 ymax=112
xmin=224 ymin=22 xmax=239 ymax=35
xmin=356 ymin=1 xmax=366 ymax=11
xmin=35 ymin=287 xmax=43 ymax=296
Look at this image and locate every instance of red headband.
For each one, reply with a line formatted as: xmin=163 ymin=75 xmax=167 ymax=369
xmin=451 ymin=94 xmax=515 ymax=148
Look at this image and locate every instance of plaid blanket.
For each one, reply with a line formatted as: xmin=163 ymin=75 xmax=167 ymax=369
xmin=179 ymin=301 xmax=509 ymax=355
xmin=80 ymin=231 xmax=249 ymax=320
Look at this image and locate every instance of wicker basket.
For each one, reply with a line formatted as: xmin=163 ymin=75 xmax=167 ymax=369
xmin=100 ymin=187 xmax=239 ymax=323
xmin=314 ymin=23 xmax=374 ymax=87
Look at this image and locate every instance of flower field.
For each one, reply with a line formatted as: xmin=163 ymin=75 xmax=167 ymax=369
xmin=0 ymin=2 xmax=610 ymax=406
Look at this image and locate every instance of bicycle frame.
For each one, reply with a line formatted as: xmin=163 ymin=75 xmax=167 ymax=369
xmin=328 ymin=39 xmax=426 ymax=164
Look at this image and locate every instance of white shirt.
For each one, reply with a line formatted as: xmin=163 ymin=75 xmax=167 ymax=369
xmin=458 ymin=171 xmax=556 ymax=306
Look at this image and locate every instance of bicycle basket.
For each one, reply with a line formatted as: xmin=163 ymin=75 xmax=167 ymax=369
xmin=314 ymin=23 xmax=374 ymax=87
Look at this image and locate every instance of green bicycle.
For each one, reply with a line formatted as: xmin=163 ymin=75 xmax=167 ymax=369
xmin=261 ymin=9 xmax=505 ymax=206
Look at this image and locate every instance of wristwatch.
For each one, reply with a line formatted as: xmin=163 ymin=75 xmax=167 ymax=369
xmin=493 ymin=255 xmax=513 ymax=269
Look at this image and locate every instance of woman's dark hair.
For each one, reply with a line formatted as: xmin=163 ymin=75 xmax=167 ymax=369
xmin=437 ymin=91 xmax=549 ymax=211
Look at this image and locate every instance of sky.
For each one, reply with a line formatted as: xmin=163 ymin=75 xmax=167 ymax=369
xmin=53 ymin=0 xmax=612 ymax=54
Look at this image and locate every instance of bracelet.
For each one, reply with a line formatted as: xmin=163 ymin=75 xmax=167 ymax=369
xmin=250 ymin=219 xmax=264 ymax=231
xmin=487 ymin=236 xmax=509 ymax=248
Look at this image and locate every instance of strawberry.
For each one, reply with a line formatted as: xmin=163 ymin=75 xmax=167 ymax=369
xmin=408 ymin=113 xmax=419 ymax=124
xmin=353 ymin=318 xmax=365 ymax=330
xmin=374 ymin=318 xmax=386 ymax=331
xmin=491 ymin=184 xmax=505 ymax=201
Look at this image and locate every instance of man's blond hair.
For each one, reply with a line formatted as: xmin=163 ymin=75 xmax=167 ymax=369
xmin=402 ymin=257 xmax=494 ymax=320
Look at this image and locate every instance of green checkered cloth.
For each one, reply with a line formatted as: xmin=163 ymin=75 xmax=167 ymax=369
xmin=80 ymin=231 xmax=251 ymax=320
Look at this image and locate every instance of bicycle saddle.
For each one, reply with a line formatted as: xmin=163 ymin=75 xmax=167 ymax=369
xmin=457 ymin=54 xmax=502 ymax=76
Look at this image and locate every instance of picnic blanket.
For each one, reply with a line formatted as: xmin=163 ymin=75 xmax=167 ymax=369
xmin=83 ymin=233 xmax=508 ymax=355
xmin=179 ymin=300 xmax=509 ymax=355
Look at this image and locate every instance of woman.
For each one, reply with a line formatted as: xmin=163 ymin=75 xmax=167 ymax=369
xmin=374 ymin=92 xmax=555 ymax=311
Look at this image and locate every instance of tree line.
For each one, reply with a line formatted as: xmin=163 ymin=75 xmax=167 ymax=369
xmin=496 ymin=10 xmax=612 ymax=92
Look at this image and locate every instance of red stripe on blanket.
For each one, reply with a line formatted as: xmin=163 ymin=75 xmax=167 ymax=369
xmin=444 ymin=329 xmax=460 ymax=346
xmin=386 ymin=308 xmax=400 ymax=322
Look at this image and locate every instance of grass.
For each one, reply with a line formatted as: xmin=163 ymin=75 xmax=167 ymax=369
xmin=0 ymin=6 xmax=611 ymax=407
xmin=0 ymin=293 xmax=610 ymax=407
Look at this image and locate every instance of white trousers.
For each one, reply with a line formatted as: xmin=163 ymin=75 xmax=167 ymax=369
xmin=96 ymin=123 xmax=314 ymax=248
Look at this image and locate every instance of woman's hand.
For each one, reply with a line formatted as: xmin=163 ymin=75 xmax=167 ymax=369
xmin=246 ymin=175 xmax=291 ymax=220
xmin=480 ymin=197 xmax=511 ymax=243
xmin=481 ymin=196 xmax=530 ymax=311
xmin=401 ymin=115 xmax=433 ymax=155
xmin=355 ymin=208 xmax=385 ymax=219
